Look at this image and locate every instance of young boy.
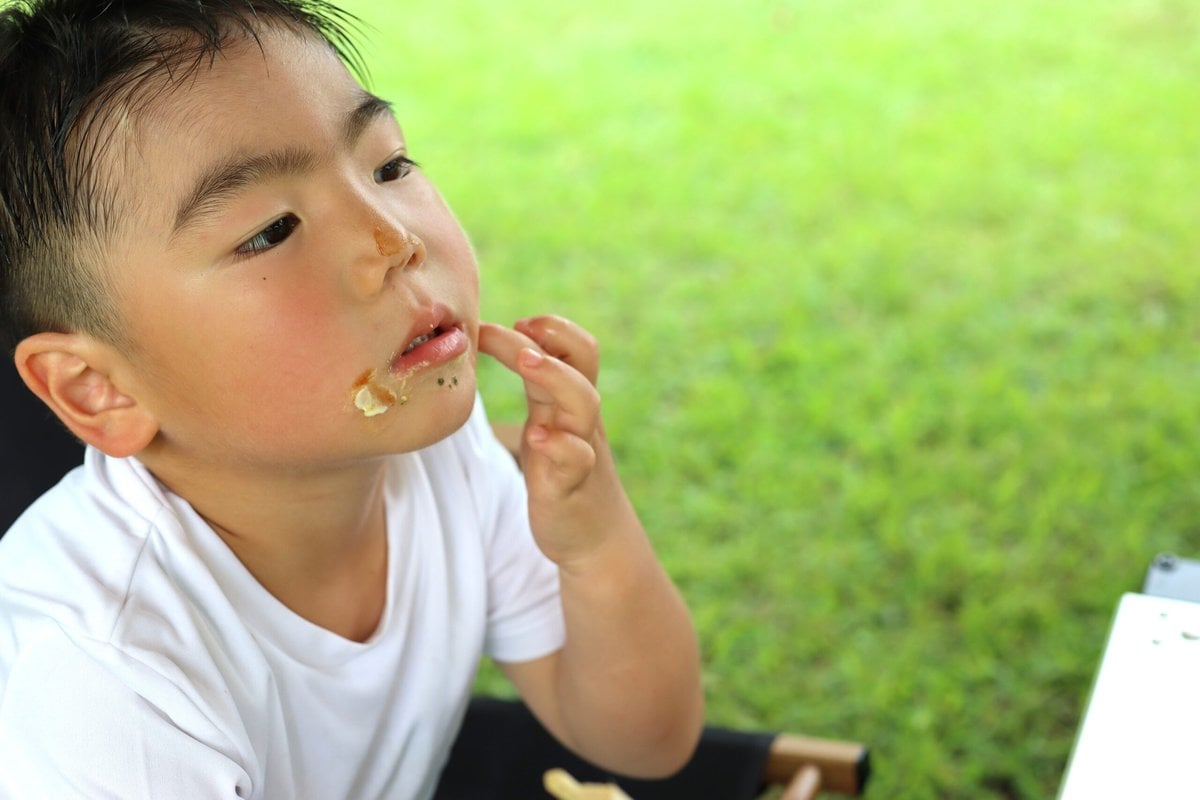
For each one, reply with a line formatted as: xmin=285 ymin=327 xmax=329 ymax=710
xmin=0 ymin=1 xmax=703 ymax=797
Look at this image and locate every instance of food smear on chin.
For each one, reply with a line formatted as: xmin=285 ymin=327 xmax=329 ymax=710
xmin=351 ymin=368 xmax=402 ymax=418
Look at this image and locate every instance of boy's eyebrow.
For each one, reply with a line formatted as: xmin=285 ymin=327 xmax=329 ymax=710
xmin=171 ymin=90 xmax=396 ymax=236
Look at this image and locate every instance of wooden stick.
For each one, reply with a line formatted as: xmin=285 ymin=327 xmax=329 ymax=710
xmin=780 ymin=764 xmax=822 ymax=800
xmin=764 ymin=733 xmax=870 ymax=794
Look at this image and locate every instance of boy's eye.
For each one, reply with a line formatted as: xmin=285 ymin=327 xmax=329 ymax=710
xmin=236 ymin=214 xmax=300 ymax=257
xmin=375 ymin=155 xmax=416 ymax=183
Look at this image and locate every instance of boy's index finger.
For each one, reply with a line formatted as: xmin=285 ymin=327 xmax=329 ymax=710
xmin=478 ymin=323 xmax=564 ymax=433
xmin=477 ymin=321 xmax=546 ymax=371
xmin=514 ymin=316 xmax=599 ymax=385
xmin=480 ymin=322 xmax=601 ymax=437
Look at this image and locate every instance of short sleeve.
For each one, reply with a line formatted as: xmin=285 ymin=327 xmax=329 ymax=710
xmin=0 ymin=632 xmax=252 ymax=799
xmin=456 ymin=397 xmax=565 ymax=663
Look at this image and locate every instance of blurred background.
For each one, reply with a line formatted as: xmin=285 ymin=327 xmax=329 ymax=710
xmin=344 ymin=1 xmax=1200 ymax=796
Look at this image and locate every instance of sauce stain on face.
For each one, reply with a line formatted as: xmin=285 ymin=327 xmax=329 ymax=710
xmin=351 ymin=368 xmax=403 ymax=418
xmin=374 ymin=227 xmax=402 ymax=258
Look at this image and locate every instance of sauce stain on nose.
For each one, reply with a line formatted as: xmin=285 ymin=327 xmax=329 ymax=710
xmin=375 ymin=227 xmax=403 ymax=257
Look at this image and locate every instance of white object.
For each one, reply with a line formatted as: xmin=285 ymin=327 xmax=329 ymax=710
xmin=1058 ymin=592 xmax=1200 ymax=799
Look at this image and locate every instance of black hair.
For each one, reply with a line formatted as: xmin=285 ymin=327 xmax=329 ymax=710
xmin=0 ymin=0 xmax=363 ymax=352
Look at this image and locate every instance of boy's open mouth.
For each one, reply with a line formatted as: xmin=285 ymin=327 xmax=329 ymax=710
xmin=390 ymin=321 xmax=469 ymax=374
xmin=401 ymin=329 xmax=440 ymax=355
xmin=351 ymin=320 xmax=471 ymax=418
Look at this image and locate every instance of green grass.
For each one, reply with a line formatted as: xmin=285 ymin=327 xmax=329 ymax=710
xmin=343 ymin=1 xmax=1200 ymax=796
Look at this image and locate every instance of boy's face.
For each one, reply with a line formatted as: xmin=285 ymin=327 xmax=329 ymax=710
xmin=102 ymin=26 xmax=482 ymax=469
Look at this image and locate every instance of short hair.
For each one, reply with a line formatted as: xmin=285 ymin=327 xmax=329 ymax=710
xmin=0 ymin=0 xmax=363 ymax=353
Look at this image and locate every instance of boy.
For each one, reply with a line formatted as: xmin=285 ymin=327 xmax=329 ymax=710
xmin=0 ymin=0 xmax=703 ymax=797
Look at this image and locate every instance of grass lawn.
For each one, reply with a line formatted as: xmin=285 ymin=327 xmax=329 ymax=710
xmin=344 ymin=1 xmax=1200 ymax=796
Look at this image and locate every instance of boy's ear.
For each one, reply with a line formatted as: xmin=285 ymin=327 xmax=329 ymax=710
xmin=14 ymin=332 xmax=159 ymax=458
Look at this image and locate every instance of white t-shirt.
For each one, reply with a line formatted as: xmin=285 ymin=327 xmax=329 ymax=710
xmin=0 ymin=397 xmax=564 ymax=799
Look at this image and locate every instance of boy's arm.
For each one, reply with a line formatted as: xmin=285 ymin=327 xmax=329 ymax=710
xmin=478 ymin=318 xmax=704 ymax=779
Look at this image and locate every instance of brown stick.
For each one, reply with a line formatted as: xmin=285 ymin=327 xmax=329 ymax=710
xmin=764 ymin=733 xmax=870 ymax=795
xmin=780 ymin=764 xmax=822 ymax=800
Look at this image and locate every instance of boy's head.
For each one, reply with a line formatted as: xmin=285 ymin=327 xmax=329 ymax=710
xmin=1 ymin=0 xmax=482 ymax=469
xmin=0 ymin=0 xmax=362 ymax=353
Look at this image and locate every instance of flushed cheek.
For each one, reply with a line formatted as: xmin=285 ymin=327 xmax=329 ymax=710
xmin=239 ymin=287 xmax=412 ymax=421
xmin=173 ymin=297 xmax=359 ymax=421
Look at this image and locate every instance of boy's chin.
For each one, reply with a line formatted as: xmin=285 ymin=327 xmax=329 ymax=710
xmin=382 ymin=374 xmax=479 ymax=452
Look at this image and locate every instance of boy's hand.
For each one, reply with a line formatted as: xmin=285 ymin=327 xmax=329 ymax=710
xmin=478 ymin=316 xmax=622 ymax=566
xmin=481 ymin=316 xmax=704 ymax=777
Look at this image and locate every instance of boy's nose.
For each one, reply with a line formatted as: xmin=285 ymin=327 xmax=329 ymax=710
xmin=374 ymin=226 xmax=425 ymax=270
xmin=351 ymin=221 xmax=426 ymax=298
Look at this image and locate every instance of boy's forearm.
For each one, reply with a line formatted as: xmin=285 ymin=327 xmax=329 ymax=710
xmin=556 ymin=528 xmax=704 ymax=776
xmin=546 ymin=480 xmax=704 ymax=777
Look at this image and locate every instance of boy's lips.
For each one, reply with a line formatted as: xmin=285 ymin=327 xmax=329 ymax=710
xmin=390 ymin=313 xmax=469 ymax=374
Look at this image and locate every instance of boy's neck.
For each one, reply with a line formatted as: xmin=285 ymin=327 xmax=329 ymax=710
xmin=143 ymin=451 xmax=392 ymax=642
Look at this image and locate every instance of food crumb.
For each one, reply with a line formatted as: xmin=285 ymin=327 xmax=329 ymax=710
xmin=351 ymin=369 xmax=397 ymax=417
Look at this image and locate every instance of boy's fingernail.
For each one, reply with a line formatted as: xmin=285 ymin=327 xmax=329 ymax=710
xmin=527 ymin=425 xmax=548 ymax=443
xmin=519 ymin=348 xmax=543 ymax=368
